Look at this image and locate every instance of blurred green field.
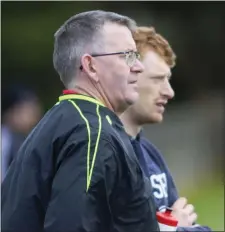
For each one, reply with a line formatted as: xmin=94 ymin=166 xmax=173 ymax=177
xmin=181 ymin=179 xmax=224 ymax=231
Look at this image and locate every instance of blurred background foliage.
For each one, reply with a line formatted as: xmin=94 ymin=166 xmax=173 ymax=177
xmin=2 ymin=2 xmax=224 ymax=108
xmin=1 ymin=1 xmax=224 ymax=230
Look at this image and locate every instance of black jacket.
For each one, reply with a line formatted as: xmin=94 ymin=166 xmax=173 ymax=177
xmin=2 ymin=93 xmax=159 ymax=232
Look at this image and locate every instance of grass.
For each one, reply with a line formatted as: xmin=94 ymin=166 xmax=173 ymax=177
xmin=180 ymin=179 xmax=224 ymax=231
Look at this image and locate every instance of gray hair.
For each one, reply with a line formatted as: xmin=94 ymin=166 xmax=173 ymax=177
xmin=53 ymin=10 xmax=137 ymax=88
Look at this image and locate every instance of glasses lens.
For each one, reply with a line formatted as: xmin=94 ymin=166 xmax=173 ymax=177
xmin=126 ymin=51 xmax=141 ymax=67
xmin=126 ymin=51 xmax=136 ymax=67
xmin=136 ymin=52 xmax=141 ymax=60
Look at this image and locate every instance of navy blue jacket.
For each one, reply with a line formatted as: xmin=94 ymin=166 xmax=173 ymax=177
xmin=131 ymin=132 xmax=212 ymax=232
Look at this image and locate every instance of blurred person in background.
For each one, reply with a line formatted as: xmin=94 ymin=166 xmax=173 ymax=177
xmin=1 ymin=84 xmax=42 ymax=181
xmin=2 ymin=11 xmax=160 ymax=232
xmin=120 ymin=26 xmax=211 ymax=231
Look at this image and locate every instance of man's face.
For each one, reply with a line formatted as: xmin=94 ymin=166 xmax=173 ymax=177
xmin=10 ymin=100 xmax=42 ymax=134
xmin=130 ymin=50 xmax=175 ymax=124
xmin=95 ymin=22 xmax=144 ymax=113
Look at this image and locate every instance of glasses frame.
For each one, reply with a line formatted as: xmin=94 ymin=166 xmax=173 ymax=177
xmin=80 ymin=50 xmax=140 ymax=70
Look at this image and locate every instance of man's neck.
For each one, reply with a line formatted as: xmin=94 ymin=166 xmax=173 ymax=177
xmin=73 ymin=79 xmax=115 ymax=113
xmin=120 ymin=109 xmax=142 ymax=137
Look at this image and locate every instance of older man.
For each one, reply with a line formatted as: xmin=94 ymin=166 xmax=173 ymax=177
xmin=2 ymin=11 xmax=159 ymax=232
xmin=120 ymin=26 xmax=211 ymax=232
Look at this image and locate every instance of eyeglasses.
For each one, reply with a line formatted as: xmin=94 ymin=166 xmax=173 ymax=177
xmin=80 ymin=50 xmax=141 ymax=70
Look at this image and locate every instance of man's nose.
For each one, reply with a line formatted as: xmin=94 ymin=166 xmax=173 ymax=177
xmin=130 ymin=59 xmax=144 ymax=73
xmin=162 ymin=81 xmax=175 ymax=100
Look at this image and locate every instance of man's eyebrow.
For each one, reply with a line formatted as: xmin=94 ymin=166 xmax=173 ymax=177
xmin=153 ymin=74 xmax=172 ymax=80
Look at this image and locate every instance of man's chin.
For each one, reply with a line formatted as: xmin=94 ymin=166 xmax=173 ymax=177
xmin=148 ymin=114 xmax=164 ymax=124
xmin=126 ymin=92 xmax=139 ymax=105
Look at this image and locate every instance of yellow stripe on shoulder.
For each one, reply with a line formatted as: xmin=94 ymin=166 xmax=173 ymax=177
xmin=59 ymin=94 xmax=105 ymax=107
xmin=67 ymin=99 xmax=103 ymax=192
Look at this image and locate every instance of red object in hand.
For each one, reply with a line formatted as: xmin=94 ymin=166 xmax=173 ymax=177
xmin=156 ymin=208 xmax=178 ymax=231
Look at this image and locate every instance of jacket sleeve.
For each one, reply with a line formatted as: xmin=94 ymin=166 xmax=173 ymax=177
xmin=1 ymin=145 xmax=54 ymax=232
xmin=104 ymin=140 xmax=159 ymax=232
xmin=177 ymin=225 xmax=212 ymax=231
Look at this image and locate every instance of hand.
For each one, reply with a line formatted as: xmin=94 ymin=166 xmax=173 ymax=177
xmin=171 ymin=197 xmax=198 ymax=227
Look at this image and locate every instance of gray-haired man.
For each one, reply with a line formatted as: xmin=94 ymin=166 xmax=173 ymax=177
xmin=2 ymin=10 xmax=159 ymax=232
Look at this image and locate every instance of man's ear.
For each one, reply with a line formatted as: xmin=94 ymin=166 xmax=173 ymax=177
xmin=80 ymin=54 xmax=99 ymax=82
